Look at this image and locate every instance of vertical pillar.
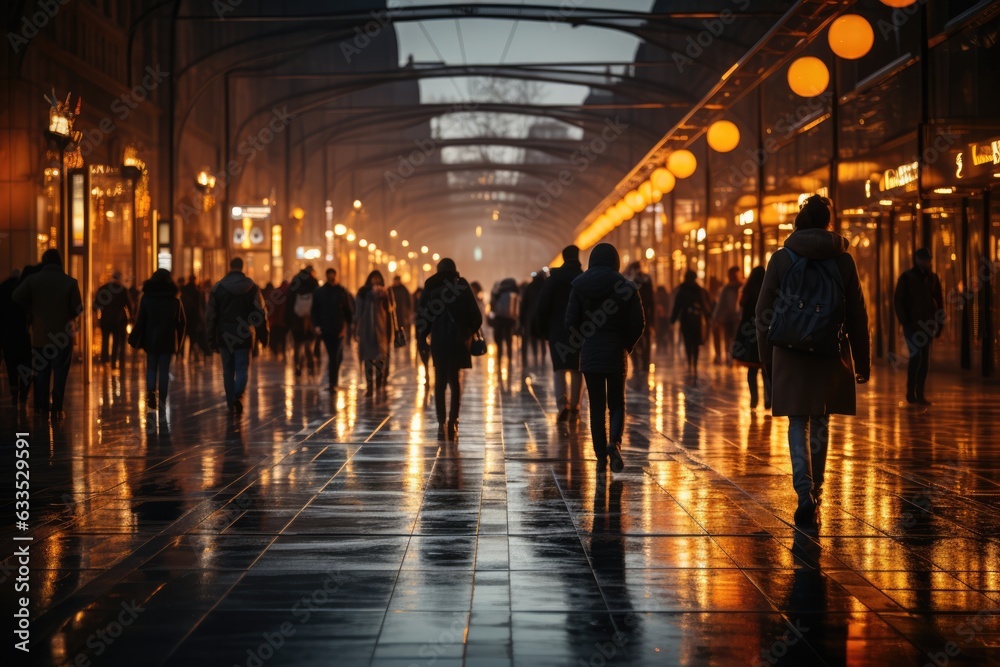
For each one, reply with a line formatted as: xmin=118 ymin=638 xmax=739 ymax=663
xmin=960 ymin=197 xmax=971 ymax=370
xmin=875 ymin=209 xmax=883 ymax=358
xmin=982 ymin=189 xmax=993 ymax=377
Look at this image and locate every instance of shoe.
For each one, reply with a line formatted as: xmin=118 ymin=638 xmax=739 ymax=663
xmin=447 ymin=421 xmax=458 ymax=440
xmin=437 ymin=423 xmax=446 ymax=440
xmin=146 ymin=392 xmax=156 ymax=411
xmin=596 ymin=456 xmax=608 ymax=472
xmin=749 ymin=391 xmax=759 ymax=410
xmin=764 ymin=396 xmax=772 ymax=410
xmin=557 ymin=407 xmax=570 ymax=423
xmin=814 ymin=487 xmax=823 ymax=507
xmin=906 ymin=389 xmax=917 ymax=404
xmin=233 ymin=398 xmax=243 ymax=415
xmin=794 ymin=493 xmax=817 ymax=527
xmin=916 ymin=397 xmax=932 ymax=406
xmin=608 ymin=442 xmax=624 ymax=473
xmin=568 ymin=408 xmax=580 ymax=424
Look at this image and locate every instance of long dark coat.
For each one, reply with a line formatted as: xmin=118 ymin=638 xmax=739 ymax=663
xmin=534 ymin=259 xmax=583 ymax=370
xmin=756 ymin=229 xmax=871 ymax=417
xmin=133 ymin=276 xmax=186 ymax=354
xmin=355 ymin=284 xmax=395 ymax=361
xmin=670 ymin=281 xmax=711 ymax=348
xmin=417 ymin=271 xmax=483 ymax=369
xmin=564 ymin=266 xmax=645 ymax=374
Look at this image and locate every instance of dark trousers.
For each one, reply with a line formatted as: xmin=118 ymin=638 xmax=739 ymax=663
xmin=630 ymin=329 xmax=652 ymax=376
xmin=3 ymin=339 xmax=31 ymax=402
xmin=145 ymin=352 xmax=172 ymax=398
xmin=293 ymin=336 xmax=315 ymax=374
xmin=220 ymin=347 xmax=251 ymax=407
xmin=584 ymin=370 xmax=626 ymax=455
xmin=101 ymin=323 xmax=127 ymax=367
xmin=493 ymin=320 xmax=514 ymax=363
xmin=904 ymin=328 xmax=932 ymax=399
xmin=33 ymin=344 xmax=72 ymax=412
xmin=434 ymin=363 xmax=462 ymax=424
xmin=321 ymin=334 xmax=344 ymax=388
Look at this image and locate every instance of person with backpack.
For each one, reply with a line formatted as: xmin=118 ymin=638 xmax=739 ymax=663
xmin=490 ymin=277 xmax=519 ymax=366
xmin=129 ymin=269 xmax=186 ymax=411
xmin=756 ymin=195 xmax=870 ymax=527
xmin=286 ymin=265 xmax=319 ymax=377
xmin=417 ymin=258 xmax=483 ymax=439
xmin=893 ymin=248 xmax=944 ymax=405
xmin=535 ymin=245 xmax=584 ymax=423
xmin=566 ymin=243 xmax=645 ymax=472
xmin=312 ymin=268 xmax=354 ymax=392
xmin=670 ymin=270 xmax=711 ymax=380
xmin=206 ymin=257 xmax=270 ymax=415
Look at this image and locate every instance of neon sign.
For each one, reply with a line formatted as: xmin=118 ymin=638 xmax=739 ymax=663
xmin=879 ymin=161 xmax=918 ymax=191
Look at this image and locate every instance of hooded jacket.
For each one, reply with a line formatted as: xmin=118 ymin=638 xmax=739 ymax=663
xmin=417 ymin=268 xmax=483 ymax=369
xmin=534 ymin=258 xmax=583 ymax=370
xmin=565 ymin=244 xmax=645 ymax=374
xmin=133 ymin=272 xmax=186 ymax=354
xmin=756 ymin=228 xmax=870 ymax=416
xmin=893 ymin=265 xmax=944 ymax=335
xmin=206 ymin=271 xmax=269 ymax=351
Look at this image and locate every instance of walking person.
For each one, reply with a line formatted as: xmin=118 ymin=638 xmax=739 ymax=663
xmin=756 ymin=195 xmax=870 ymax=527
xmin=520 ymin=271 xmax=546 ymax=367
xmin=713 ymin=266 xmax=743 ymax=366
xmin=490 ymin=277 xmax=519 ymax=366
xmin=180 ymin=274 xmax=206 ymax=361
xmin=129 ymin=269 xmax=186 ymax=411
xmin=390 ymin=275 xmax=412 ymax=343
xmin=312 ymin=268 xmax=354 ymax=392
xmin=535 ymin=245 xmax=584 ymax=424
xmin=893 ymin=248 xmax=944 ymax=405
xmin=94 ymin=270 xmax=133 ymax=369
xmin=413 ymin=286 xmax=430 ymax=385
xmin=286 ymin=265 xmax=319 ymax=377
xmin=268 ymin=279 xmax=290 ymax=361
xmin=12 ymin=249 xmax=83 ymax=417
xmin=670 ymin=270 xmax=711 ymax=380
xmin=654 ymin=285 xmax=672 ymax=349
xmin=355 ymin=270 xmax=396 ymax=396
xmin=417 ymin=258 xmax=482 ymax=439
xmin=624 ymin=260 xmax=655 ymax=382
xmin=731 ymin=266 xmax=771 ymax=409
xmin=0 ymin=267 xmax=36 ymax=408
xmin=206 ymin=257 xmax=270 ymax=415
xmin=566 ymin=243 xmax=645 ymax=472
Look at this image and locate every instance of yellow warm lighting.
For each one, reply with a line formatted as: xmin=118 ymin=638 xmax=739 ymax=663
xmin=645 ymin=247 xmax=655 ymax=260
xmin=828 ymin=15 xmax=874 ymax=60
xmin=639 ymin=181 xmax=657 ymax=205
xmin=432 ymin=253 xmax=440 ymax=261
xmin=420 ymin=245 xmax=429 ymax=254
xmin=346 ymin=231 xmax=356 ymax=242
xmin=605 ymin=206 xmax=620 ymax=223
xmin=880 ymin=0 xmax=916 ymax=6
xmin=389 ymin=229 xmax=398 ymax=237
xmin=615 ymin=200 xmax=634 ymax=222
xmin=359 ymin=238 xmax=368 ymax=247
xmin=401 ymin=239 xmax=410 ymax=247
xmin=787 ymin=56 xmax=829 ymax=97
xmin=475 ymin=226 xmax=482 ymax=237
xmin=334 ymin=223 xmax=347 ymax=236
xmin=667 ymin=150 xmax=697 ymax=179
xmin=291 ymin=207 xmax=305 ymax=220
xmin=422 ymin=263 xmax=432 ymax=272
xmin=651 ymin=167 xmax=676 ymax=194
xmin=388 ymin=261 xmax=397 ymax=272
xmin=626 ymin=189 xmax=645 ymax=213
xmin=353 ymin=199 xmax=362 ymax=209
xmin=707 ymin=120 xmax=740 ymax=153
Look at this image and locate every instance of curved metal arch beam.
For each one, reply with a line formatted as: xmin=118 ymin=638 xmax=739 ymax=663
xmin=359 ymin=161 xmax=613 ymax=195
xmin=385 ymin=207 xmax=581 ymax=249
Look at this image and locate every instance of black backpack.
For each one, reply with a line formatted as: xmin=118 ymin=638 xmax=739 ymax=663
xmin=766 ymin=248 xmax=846 ymax=357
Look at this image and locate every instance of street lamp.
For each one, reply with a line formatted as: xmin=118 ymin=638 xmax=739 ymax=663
xmin=44 ymin=91 xmax=82 ymax=259
xmin=195 ymin=169 xmax=217 ymax=212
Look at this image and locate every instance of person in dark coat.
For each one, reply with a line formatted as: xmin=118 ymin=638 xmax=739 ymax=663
xmin=416 ymin=258 xmax=483 ymax=439
xmin=180 ymin=274 xmax=206 ymax=361
xmin=311 ymin=268 xmax=354 ymax=392
xmin=12 ymin=249 xmax=83 ymax=416
xmin=519 ymin=271 xmax=547 ymax=367
xmin=390 ymin=276 xmax=412 ymax=342
xmin=624 ymin=260 xmax=655 ymax=381
xmin=756 ymin=195 xmax=870 ymax=527
xmin=412 ymin=286 xmax=429 ymax=385
xmin=355 ymin=270 xmax=396 ymax=396
xmin=286 ymin=266 xmax=319 ymax=377
xmin=670 ymin=270 xmax=711 ymax=380
xmin=535 ymin=245 xmax=584 ymax=423
xmin=94 ymin=270 xmax=133 ymax=369
xmin=490 ymin=278 xmax=519 ymax=366
xmin=731 ymin=266 xmax=771 ymax=409
xmin=712 ymin=266 xmax=743 ymax=366
xmin=565 ymin=243 xmax=645 ymax=472
xmin=654 ymin=285 xmax=672 ymax=348
xmin=268 ymin=279 xmax=290 ymax=361
xmin=893 ymin=247 xmax=944 ymax=405
xmin=206 ymin=257 xmax=270 ymax=415
xmin=0 ymin=267 xmax=34 ymax=407
xmin=130 ymin=269 xmax=186 ymax=411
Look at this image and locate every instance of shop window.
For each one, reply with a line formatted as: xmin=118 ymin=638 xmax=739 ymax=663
xmin=929 ymin=13 xmax=1000 ymax=119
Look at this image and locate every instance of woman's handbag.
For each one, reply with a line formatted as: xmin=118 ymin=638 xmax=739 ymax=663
xmin=470 ymin=329 xmax=487 ymax=356
xmin=394 ymin=326 xmax=408 ymax=348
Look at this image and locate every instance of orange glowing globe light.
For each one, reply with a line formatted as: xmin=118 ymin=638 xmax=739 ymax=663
xmin=828 ymin=14 xmax=874 ymax=60
xmin=616 ymin=200 xmax=634 ymax=221
xmin=626 ymin=189 xmax=645 ymax=213
xmin=879 ymin=0 xmax=916 ymax=7
xmin=707 ymin=120 xmax=741 ymax=153
xmin=787 ymin=56 xmax=829 ymax=97
xmin=639 ymin=180 xmax=661 ymax=204
xmin=651 ymin=167 xmax=676 ymax=194
xmin=666 ymin=150 xmax=697 ymax=179
xmin=604 ymin=206 xmax=620 ymax=224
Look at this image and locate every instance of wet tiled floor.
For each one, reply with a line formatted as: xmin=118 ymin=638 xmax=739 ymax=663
xmin=1 ymin=345 xmax=999 ymax=666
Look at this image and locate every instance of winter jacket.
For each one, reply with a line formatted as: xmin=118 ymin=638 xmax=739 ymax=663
xmin=417 ymin=270 xmax=483 ymax=369
xmin=756 ymin=228 xmax=870 ymax=417
xmin=94 ymin=281 xmax=133 ymax=330
xmin=390 ymin=284 xmax=413 ymax=327
xmin=565 ymin=266 xmax=645 ymax=374
xmin=670 ymin=281 xmax=711 ymax=347
xmin=311 ymin=282 xmax=354 ymax=338
xmin=520 ymin=273 xmax=546 ymax=338
xmin=893 ymin=266 xmax=944 ymax=336
xmin=713 ymin=282 xmax=742 ymax=327
xmin=206 ymin=270 xmax=269 ymax=351
xmin=133 ymin=276 xmax=186 ymax=354
xmin=180 ymin=282 xmax=205 ymax=331
xmin=534 ymin=259 xmax=583 ymax=370
xmin=12 ymin=264 xmax=83 ymax=348
xmin=0 ymin=275 xmax=30 ymax=350
xmin=355 ymin=284 xmax=395 ymax=361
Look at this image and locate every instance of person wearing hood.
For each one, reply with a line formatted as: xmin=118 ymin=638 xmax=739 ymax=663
xmin=129 ymin=269 xmax=186 ymax=411
xmin=417 ymin=258 xmax=483 ymax=439
xmin=756 ymin=195 xmax=870 ymax=527
xmin=206 ymin=257 xmax=270 ymax=415
xmin=535 ymin=245 xmax=584 ymax=423
xmin=893 ymin=248 xmax=943 ymax=405
xmin=520 ymin=271 xmax=547 ymax=367
xmin=286 ymin=265 xmax=320 ymax=377
xmin=490 ymin=277 xmax=520 ymax=366
xmin=670 ymin=270 xmax=712 ymax=379
xmin=355 ymin=270 xmax=397 ymax=396
xmin=565 ymin=243 xmax=645 ymax=472
xmin=623 ymin=260 xmax=655 ymax=382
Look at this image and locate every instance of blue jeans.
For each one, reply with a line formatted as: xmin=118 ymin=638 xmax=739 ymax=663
xmin=145 ymin=352 xmax=172 ymax=397
xmin=220 ymin=347 xmax=251 ymax=407
xmin=787 ymin=415 xmax=830 ymax=499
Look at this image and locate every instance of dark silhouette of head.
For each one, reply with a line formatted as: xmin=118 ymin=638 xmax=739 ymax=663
xmin=794 ymin=195 xmax=833 ymax=230
xmin=230 ymin=257 xmax=244 ymax=271
xmin=562 ymin=245 xmax=580 ymax=263
xmin=589 ymin=243 xmax=620 ymax=271
xmin=437 ymin=258 xmax=457 ymax=274
xmin=365 ymin=270 xmax=385 ymax=287
xmin=684 ymin=269 xmax=698 ymax=283
xmin=41 ymin=248 xmax=62 ymax=267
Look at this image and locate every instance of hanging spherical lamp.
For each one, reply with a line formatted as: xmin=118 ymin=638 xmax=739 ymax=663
xmin=639 ymin=180 xmax=661 ymax=205
xmin=626 ymin=189 xmax=645 ymax=213
xmin=615 ymin=200 xmax=633 ymax=222
xmin=828 ymin=15 xmax=874 ymax=60
xmin=604 ymin=206 xmax=619 ymax=224
xmin=651 ymin=167 xmax=676 ymax=194
xmin=666 ymin=150 xmax=697 ymax=179
xmin=879 ymin=0 xmax=916 ymax=7
xmin=707 ymin=120 xmax=741 ymax=153
xmin=787 ymin=56 xmax=830 ymax=97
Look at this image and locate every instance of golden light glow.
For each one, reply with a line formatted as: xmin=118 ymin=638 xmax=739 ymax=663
xmin=615 ymin=200 xmax=634 ymax=221
xmin=359 ymin=238 xmax=368 ymax=247
xmin=707 ymin=120 xmax=740 ymax=153
xmin=880 ymin=0 xmax=916 ymax=6
xmin=346 ymin=231 xmax=356 ymax=242
xmin=402 ymin=239 xmax=410 ymax=247
xmin=667 ymin=150 xmax=697 ymax=179
xmin=389 ymin=229 xmax=397 ymax=237
xmin=420 ymin=245 xmax=429 ymax=254
xmin=639 ymin=181 xmax=658 ymax=205
xmin=626 ymin=189 xmax=645 ymax=213
xmin=651 ymin=167 xmax=676 ymax=194
xmin=787 ymin=56 xmax=829 ymax=97
xmin=353 ymin=199 xmax=362 ymax=209
xmin=828 ymin=14 xmax=874 ymax=60
xmin=334 ymin=223 xmax=347 ymax=236
xmin=291 ymin=207 xmax=305 ymax=220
